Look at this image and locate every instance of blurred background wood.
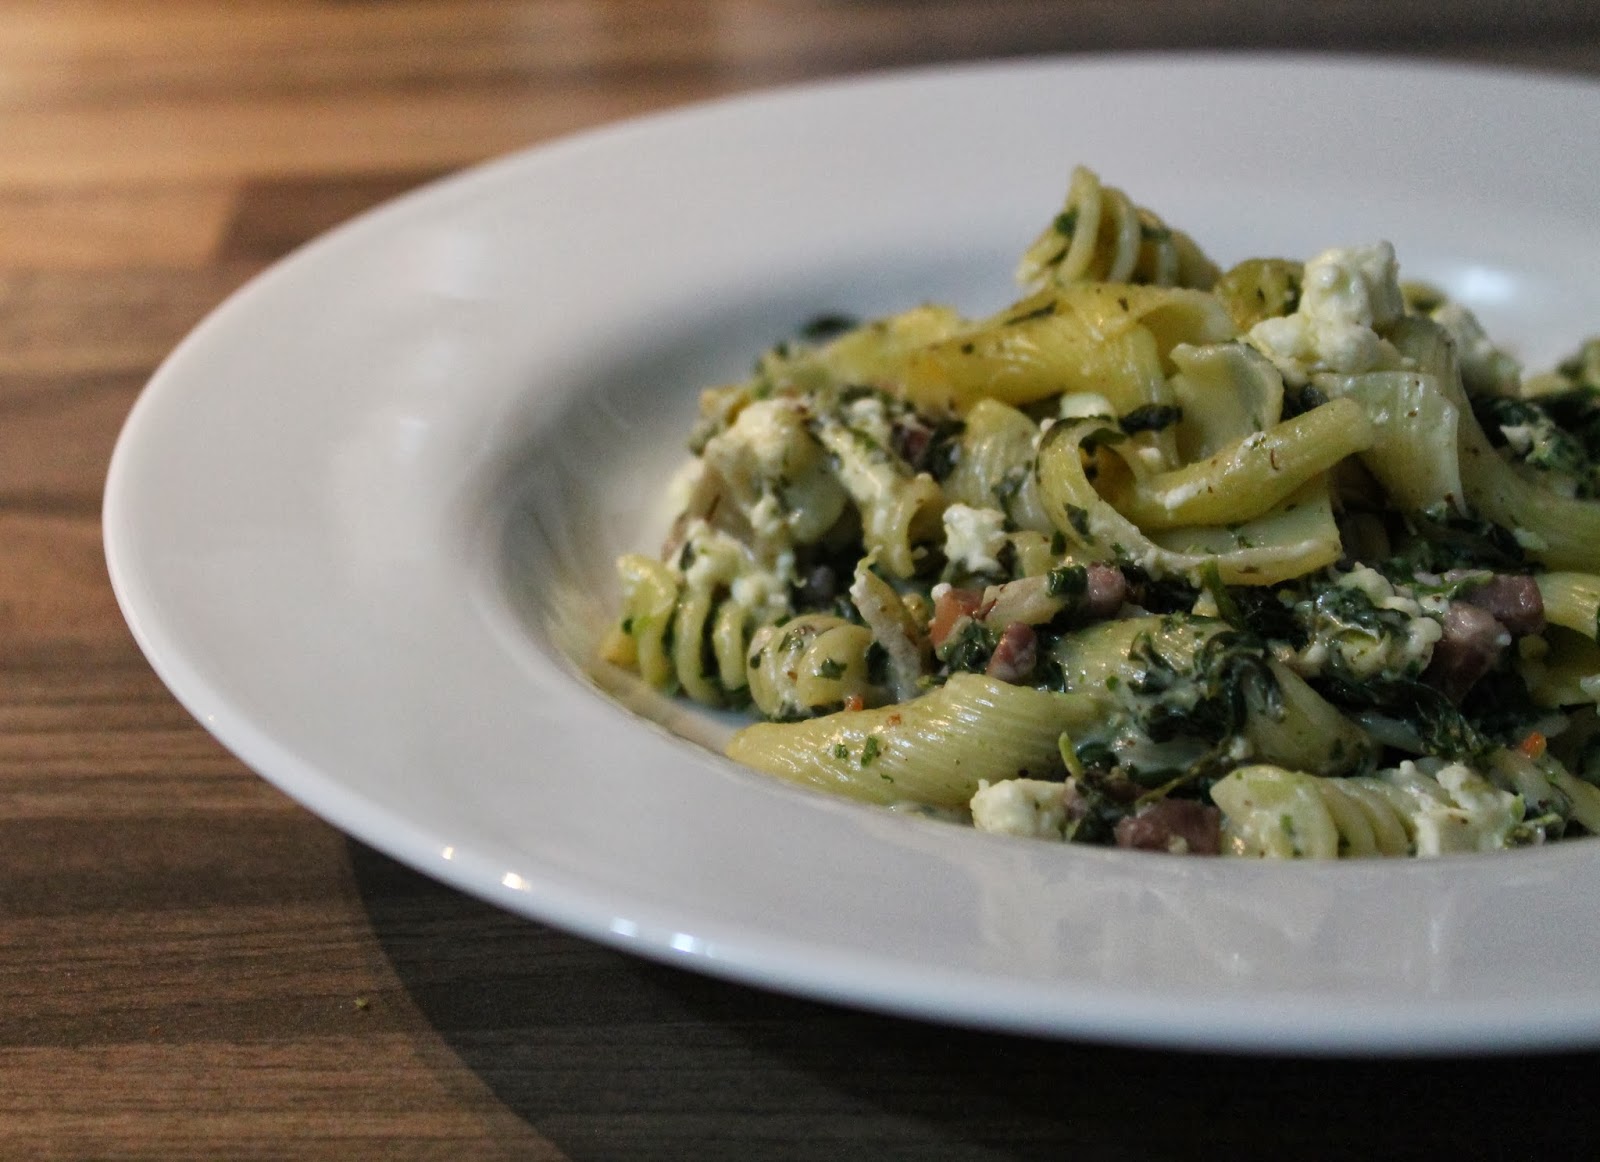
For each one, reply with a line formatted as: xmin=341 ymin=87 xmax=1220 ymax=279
xmin=3 ymin=2 xmax=1600 ymax=1158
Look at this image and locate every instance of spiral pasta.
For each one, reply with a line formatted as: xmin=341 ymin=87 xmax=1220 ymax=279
xmin=1017 ymin=165 xmax=1220 ymax=291
xmin=941 ymin=399 xmax=1055 ymax=533
xmin=1211 ymin=762 xmax=1524 ymax=858
xmin=746 ymin=613 xmax=877 ymax=720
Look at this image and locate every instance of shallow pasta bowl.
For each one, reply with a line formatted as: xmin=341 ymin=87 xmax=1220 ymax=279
xmin=103 ymin=55 xmax=1600 ymax=1054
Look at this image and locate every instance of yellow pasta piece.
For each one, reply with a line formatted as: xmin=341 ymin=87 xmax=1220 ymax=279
xmin=1538 ymin=572 xmax=1600 ymax=639
xmin=812 ymin=416 xmax=944 ymax=579
xmin=1392 ymin=316 xmax=1600 ymax=570
xmin=1035 ymin=418 xmax=1344 ymax=585
xmin=1016 ymin=165 xmax=1219 ymax=292
xmin=747 ymin=614 xmax=877 ymax=719
xmin=1104 ymin=397 xmax=1372 ymax=529
xmin=897 ymin=284 xmax=1235 ymax=415
xmin=1534 ymin=575 xmax=1600 ymax=710
xmin=1167 ymin=341 xmax=1285 ymax=461
xmin=1211 ymin=257 xmax=1303 ymax=331
xmin=726 ymin=674 xmax=1105 ymax=808
xmin=1319 ymin=370 xmax=1465 ymax=513
xmin=942 ymin=398 xmax=1054 ymax=532
xmin=608 ymin=554 xmax=681 ymax=690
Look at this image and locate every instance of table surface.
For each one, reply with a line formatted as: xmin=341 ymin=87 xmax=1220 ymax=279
xmin=9 ymin=3 xmax=1600 ymax=1158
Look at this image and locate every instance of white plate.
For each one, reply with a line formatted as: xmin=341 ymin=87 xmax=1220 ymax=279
xmin=104 ymin=56 xmax=1600 ymax=1054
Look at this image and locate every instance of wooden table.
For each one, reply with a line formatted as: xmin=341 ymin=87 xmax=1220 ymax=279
xmin=6 ymin=3 xmax=1600 ymax=1157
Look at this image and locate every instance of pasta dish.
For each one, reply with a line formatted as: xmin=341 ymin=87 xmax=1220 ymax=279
xmin=599 ymin=167 xmax=1600 ymax=858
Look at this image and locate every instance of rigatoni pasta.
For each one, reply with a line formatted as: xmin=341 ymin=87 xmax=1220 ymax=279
xmin=597 ymin=166 xmax=1600 ymax=858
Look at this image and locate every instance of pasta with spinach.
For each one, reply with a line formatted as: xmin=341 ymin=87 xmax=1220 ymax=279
xmin=598 ymin=166 xmax=1600 ymax=858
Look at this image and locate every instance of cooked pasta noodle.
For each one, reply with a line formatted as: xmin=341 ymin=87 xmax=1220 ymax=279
xmin=596 ymin=166 xmax=1600 ymax=858
xmin=1017 ymin=166 xmax=1219 ymax=292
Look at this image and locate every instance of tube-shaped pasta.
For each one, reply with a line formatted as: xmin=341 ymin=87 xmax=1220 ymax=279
xmin=1522 ymin=580 xmax=1600 ymax=707
xmin=1167 ymin=341 xmax=1285 ymax=461
xmin=1539 ymin=572 xmax=1600 ymax=640
xmin=726 ymin=674 xmax=1106 ymax=807
xmin=1246 ymin=660 xmax=1375 ymax=776
xmin=1103 ymin=396 xmax=1373 ymax=529
xmin=1319 ymin=370 xmax=1465 ymax=513
xmin=815 ymin=303 xmax=969 ymax=387
xmin=849 ymin=560 xmax=930 ymax=703
xmin=1034 ymin=418 xmax=1344 ymax=585
xmin=1544 ymin=764 xmax=1600 ymax=834
xmin=1488 ymin=747 xmax=1600 ymax=834
xmin=1391 ymin=316 xmax=1600 ymax=570
xmin=897 ymin=284 xmax=1235 ymax=415
xmin=1463 ymin=446 xmax=1600 ymax=572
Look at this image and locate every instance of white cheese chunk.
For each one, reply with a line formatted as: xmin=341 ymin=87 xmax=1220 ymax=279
xmin=970 ymin=778 xmax=1068 ymax=840
xmin=1409 ymin=763 xmax=1521 ymax=856
xmin=942 ymin=503 xmax=1008 ymax=575
xmin=1248 ymin=242 xmax=1405 ymax=384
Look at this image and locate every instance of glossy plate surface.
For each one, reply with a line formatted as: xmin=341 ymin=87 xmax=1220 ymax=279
xmin=105 ymin=56 xmax=1600 ymax=1053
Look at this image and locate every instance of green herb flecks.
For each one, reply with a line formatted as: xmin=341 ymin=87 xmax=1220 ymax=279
xmin=815 ymin=657 xmax=847 ymax=680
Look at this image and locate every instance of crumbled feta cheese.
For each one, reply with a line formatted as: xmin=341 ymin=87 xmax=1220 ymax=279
xmin=1340 ymin=563 xmax=1405 ymax=608
xmin=729 ymin=551 xmax=797 ymax=623
xmin=1247 ymin=242 xmax=1406 ymax=384
xmin=843 ymin=393 xmax=894 ymax=447
xmin=723 ymin=398 xmax=805 ymax=474
xmin=680 ymin=519 xmax=793 ymax=621
xmin=970 ymin=778 xmax=1068 ymax=839
xmin=942 ymin=503 xmax=1008 ymax=574
xmin=814 ymin=417 xmax=902 ymax=518
xmin=1410 ymin=763 xmax=1521 ymax=856
xmin=747 ymin=493 xmax=787 ymax=543
xmin=1432 ymin=301 xmax=1520 ymax=396
xmin=1404 ymin=613 xmax=1445 ymax=661
xmin=1499 ymin=423 xmax=1536 ymax=455
xmin=1341 ymin=564 xmax=1437 ymax=619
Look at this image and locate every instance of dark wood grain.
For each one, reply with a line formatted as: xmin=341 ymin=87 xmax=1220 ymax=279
xmin=5 ymin=3 xmax=1600 ymax=1157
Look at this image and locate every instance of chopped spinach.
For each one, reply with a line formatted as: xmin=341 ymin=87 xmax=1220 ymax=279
xmin=799 ymin=313 xmax=859 ymax=342
xmin=939 ymin=619 xmax=996 ymax=673
xmin=1119 ymin=404 xmax=1184 ymax=435
xmin=1384 ymin=506 xmax=1527 ymax=573
xmin=1045 ymin=563 xmax=1088 ymax=600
